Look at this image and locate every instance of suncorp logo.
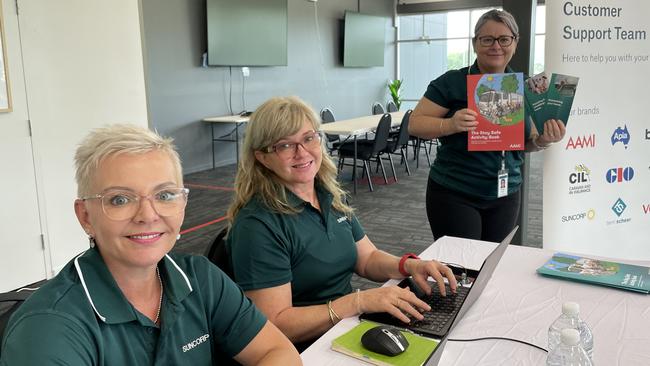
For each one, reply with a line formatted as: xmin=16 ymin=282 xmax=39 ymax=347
xmin=568 ymin=164 xmax=591 ymax=195
xmin=565 ymin=134 xmax=595 ymax=150
xmin=561 ymin=209 xmax=596 ymax=223
xmin=611 ymin=125 xmax=630 ymax=148
xmin=605 ymin=167 xmax=634 ymax=183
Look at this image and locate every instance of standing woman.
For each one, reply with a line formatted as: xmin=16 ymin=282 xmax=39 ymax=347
xmin=0 ymin=125 xmax=300 ymax=365
xmin=226 ymin=96 xmax=457 ymax=349
xmin=409 ymin=9 xmax=566 ymax=242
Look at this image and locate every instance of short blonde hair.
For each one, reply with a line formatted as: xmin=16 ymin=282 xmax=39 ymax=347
xmin=473 ymin=9 xmax=519 ymax=40
xmin=227 ymin=96 xmax=352 ymax=224
xmin=74 ymin=124 xmax=182 ymax=197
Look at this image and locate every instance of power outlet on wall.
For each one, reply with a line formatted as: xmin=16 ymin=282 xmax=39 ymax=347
xmin=242 ymin=67 xmax=250 ymax=77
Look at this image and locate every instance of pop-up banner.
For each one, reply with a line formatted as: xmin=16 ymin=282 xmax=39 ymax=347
xmin=543 ymin=0 xmax=650 ymax=260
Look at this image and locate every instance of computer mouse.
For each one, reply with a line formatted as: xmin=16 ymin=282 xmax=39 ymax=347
xmin=361 ymin=325 xmax=409 ymax=356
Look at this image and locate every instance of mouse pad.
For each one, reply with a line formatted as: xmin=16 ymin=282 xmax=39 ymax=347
xmin=331 ymin=321 xmax=439 ymax=366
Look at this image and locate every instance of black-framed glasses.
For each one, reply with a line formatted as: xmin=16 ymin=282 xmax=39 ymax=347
xmin=81 ymin=187 xmax=189 ymax=221
xmin=477 ymin=35 xmax=516 ymax=47
xmin=263 ymin=131 xmax=323 ymax=159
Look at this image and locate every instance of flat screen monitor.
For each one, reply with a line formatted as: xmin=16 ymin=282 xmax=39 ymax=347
xmin=207 ymin=0 xmax=288 ymax=66
xmin=343 ymin=11 xmax=385 ymax=67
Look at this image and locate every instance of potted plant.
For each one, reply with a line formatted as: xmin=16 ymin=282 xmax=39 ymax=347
xmin=388 ymin=79 xmax=402 ymax=110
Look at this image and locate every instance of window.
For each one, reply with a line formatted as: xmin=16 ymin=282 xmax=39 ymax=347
xmin=397 ymin=6 xmax=546 ymax=109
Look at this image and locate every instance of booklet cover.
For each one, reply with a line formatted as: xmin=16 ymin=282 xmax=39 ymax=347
xmin=537 ymin=252 xmax=650 ymax=294
xmin=331 ymin=321 xmax=439 ymax=366
xmin=467 ymin=73 xmax=525 ymax=151
xmin=524 ymin=72 xmax=579 ymax=133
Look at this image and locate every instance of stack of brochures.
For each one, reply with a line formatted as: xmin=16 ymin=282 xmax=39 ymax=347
xmin=537 ymin=252 xmax=650 ymax=294
xmin=331 ymin=321 xmax=439 ymax=366
xmin=524 ymin=72 xmax=579 ymax=133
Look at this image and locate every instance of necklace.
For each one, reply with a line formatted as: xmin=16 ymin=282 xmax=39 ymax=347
xmin=154 ymin=267 xmax=163 ymax=325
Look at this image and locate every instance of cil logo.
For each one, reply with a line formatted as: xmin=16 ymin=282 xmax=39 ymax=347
xmin=565 ymin=135 xmax=595 ymax=150
xmin=568 ymin=164 xmax=591 ymax=195
xmin=611 ymin=125 xmax=630 ymax=148
xmin=605 ymin=167 xmax=634 ymax=183
xmin=611 ymin=198 xmax=627 ymax=217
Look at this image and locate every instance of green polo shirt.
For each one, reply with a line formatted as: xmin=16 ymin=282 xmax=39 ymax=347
xmin=227 ymin=185 xmax=365 ymax=306
xmin=424 ymin=60 xmax=532 ymax=200
xmin=0 ymin=248 xmax=266 ymax=365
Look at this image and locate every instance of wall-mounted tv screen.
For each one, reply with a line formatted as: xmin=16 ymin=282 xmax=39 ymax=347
xmin=207 ymin=0 xmax=288 ymax=66
xmin=343 ymin=11 xmax=386 ymax=67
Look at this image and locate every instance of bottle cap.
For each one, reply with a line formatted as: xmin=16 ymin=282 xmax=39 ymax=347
xmin=560 ymin=328 xmax=581 ymax=346
xmin=562 ymin=301 xmax=579 ymax=316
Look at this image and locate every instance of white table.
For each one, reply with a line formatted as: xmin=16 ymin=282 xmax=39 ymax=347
xmin=203 ymin=115 xmax=250 ymax=168
xmin=321 ymin=111 xmax=405 ymax=193
xmin=301 ymin=237 xmax=650 ymax=365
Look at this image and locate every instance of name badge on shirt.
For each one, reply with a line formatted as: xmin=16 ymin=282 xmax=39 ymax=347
xmin=497 ymin=168 xmax=508 ymax=198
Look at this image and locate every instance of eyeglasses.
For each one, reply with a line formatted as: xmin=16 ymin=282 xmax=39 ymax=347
xmin=81 ymin=187 xmax=189 ymax=221
xmin=477 ymin=35 xmax=516 ymax=47
xmin=264 ymin=131 xmax=323 ymax=159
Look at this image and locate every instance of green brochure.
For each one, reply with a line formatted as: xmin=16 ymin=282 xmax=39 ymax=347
xmin=537 ymin=252 xmax=650 ymax=294
xmin=524 ymin=72 xmax=579 ymax=133
xmin=331 ymin=321 xmax=440 ymax=366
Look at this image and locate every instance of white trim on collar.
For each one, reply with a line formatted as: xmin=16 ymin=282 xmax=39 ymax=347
xmin=164 ymin=254 xmax=194 ymax=292
xmin=73 ymin=251 xmax=107 ymax=323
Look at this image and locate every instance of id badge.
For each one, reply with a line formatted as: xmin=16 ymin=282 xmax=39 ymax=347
xmin=497 ymin=169 xmax=508 ymax=198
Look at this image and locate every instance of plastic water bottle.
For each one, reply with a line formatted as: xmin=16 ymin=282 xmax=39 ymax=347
xmin=548 ymin=302 xmax=594 ymax=360
xmin=546 ymin=329 xmax=593 ymax=366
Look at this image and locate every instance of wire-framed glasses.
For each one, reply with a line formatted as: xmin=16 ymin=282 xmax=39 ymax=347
xmin=477 ymin=35 xmax=516 ymax=47
xmin=263 ymin=131 xmax=323 ymax=159
xmin=81 ymin=187 xmax=189 ymax=221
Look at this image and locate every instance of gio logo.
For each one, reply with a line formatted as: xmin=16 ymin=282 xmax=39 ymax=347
xmin=565 ymin=135 xmax=595 ymax=150
xmin=606 ymin=167 xmax=634 ymax=183
xmin=611 ymin=198 xmax=627 ymax=217
xmin=611 ymin=125 xmax=630 ymax=148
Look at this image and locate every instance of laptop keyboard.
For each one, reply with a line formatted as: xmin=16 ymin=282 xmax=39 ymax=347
xmin=409 ymin=283 xmax=470 ymax=335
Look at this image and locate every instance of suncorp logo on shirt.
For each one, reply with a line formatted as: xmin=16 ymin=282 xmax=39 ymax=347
xmin=182 ymin=334 xmax=210 ymax=353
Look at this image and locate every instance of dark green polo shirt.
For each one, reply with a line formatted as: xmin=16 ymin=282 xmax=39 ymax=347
xmin=424 ymin=61 xmax=532 ymax=200
xmin=227 ymin=185 xmax=365 ymax=306
xmin=0 ymin=248 xmax=266 ymax=365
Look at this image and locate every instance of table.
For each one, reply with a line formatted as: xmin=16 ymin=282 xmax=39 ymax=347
xmin=321 ymin=111 xmax=404 ymax=194
xmin=203 ymin=115 xmax=250 ymax=168
xmin=301 ymin=237 xmax=650 ymax=365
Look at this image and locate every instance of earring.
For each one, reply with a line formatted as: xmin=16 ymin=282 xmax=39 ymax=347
xmin=176 ymin=234 xmax=181 ymax=240
xmin=88 ymin=236 xmax=96 ymax=248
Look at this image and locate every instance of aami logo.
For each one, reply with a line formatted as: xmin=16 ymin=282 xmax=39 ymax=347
xmin=611 ymin=125 xmax=630 ymax=148
xmin=568 ymin=164 xmax=591 ymax=195
xmin=565 ymin=135 xmax=595 ymax=150
xmin=643 ymin=204 xmax=650 ymax=214
xmin=605 ymin=167 xmax=634 ymax=183
xmin=611 ymin=198 xmax=627 ymax=217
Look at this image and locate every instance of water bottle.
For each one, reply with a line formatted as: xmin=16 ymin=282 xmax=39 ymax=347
xmin=546 ymin=329 xmax=593 ymax=366
xmin=548 ymin=302 xmax=593 ymax=360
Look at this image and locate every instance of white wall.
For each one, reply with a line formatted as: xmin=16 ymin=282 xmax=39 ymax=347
xmin=0 ymin=0 xmax=149 ymax=288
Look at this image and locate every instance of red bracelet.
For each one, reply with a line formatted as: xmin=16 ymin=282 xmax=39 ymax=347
xmin=398 ymin=253 xmax=420 ymax=277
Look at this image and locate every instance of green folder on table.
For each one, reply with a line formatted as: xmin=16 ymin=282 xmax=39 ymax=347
xmin=331 ymin=321 xmax=439 ymax=366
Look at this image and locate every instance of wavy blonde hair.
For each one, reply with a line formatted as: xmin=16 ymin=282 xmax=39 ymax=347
xmin=227 ymin=96 xmax=352 ymax=224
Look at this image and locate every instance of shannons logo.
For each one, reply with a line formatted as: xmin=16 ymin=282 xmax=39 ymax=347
xmin=561 ymin=209 xmax=596 ymax=223
xmin=611 ymin=125 xmax=630 ymax=148
xmin=565 ymin=134 xmax=595 ymax=150
xmin=605 ymin=167 xmax=634 ymax=183
xmin=182 ymin=334 xmax=210 ymax=353
xmin=611 ymin=198 xmax=627 ymax=217
xmin=568 ymin=164 xmax=591 ymax=195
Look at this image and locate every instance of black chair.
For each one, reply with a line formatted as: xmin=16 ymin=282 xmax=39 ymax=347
xmin=386 ymin=100 xmax=398 ymax=112
xmin=1 ymin=288 xmax=38 ymax=357
xmin=371 ymin=102 xmax=385 ymax=115
xmin=337 ymin=114 xmax=392 ymax=192
xmin=381 ymin=110 xmax=413 ymax=182
xmin=320 ymin=108 xmax=342 ymax=155
xmin=204 ymin=227 xmax=234 ymax=279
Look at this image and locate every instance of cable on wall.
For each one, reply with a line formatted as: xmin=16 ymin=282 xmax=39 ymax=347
xmin=311 ymin=1 xmax=331 ymax=106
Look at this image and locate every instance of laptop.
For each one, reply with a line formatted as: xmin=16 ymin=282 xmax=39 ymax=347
xmin=360 ymin=226 xmax=518 ymax=340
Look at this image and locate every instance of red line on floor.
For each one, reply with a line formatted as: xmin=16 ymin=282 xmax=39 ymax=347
xmin=180 ymin=215 xmax=227 ymax=235
xmin=185 ymin=183 xmax=235 ymax=191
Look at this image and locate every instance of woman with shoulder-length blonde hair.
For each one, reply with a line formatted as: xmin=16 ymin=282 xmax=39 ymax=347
xmin=227 ymin=96 xmax=457 ymax=348
xmin=0 ymin=124 xmax=300 ymax=365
